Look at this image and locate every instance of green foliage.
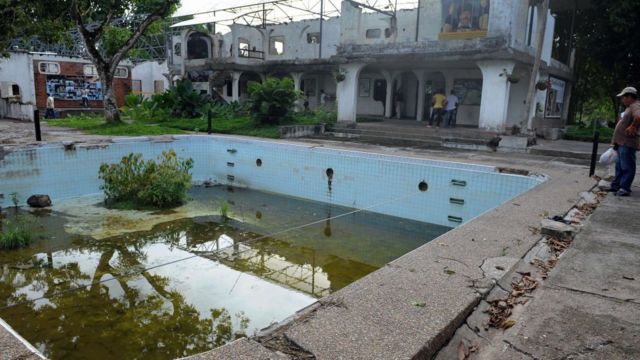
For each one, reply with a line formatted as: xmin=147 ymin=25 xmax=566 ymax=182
xmin=147 ymin=80 xmax=210 ymax=118
xmin=98 ymin=150 xmax=194 ymax=209
xmin=248 ymin=77 xmax=299 ymax=124
xmin=49 ymin=114 xmax=186 ymax=136
xmin=220 ymin=200 xmax=230 ymax=220
xmin=125 ymin=93 xmax=145 ymax=108
xmin=572 ymin=0 xmax=640 ymax=122
xmin=0 ymin=213 xmax=35 ymax=250
xmin=564 ymin=124 xmax=613 ymax=143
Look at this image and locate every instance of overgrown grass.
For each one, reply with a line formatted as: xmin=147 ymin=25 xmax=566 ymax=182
xmin=0 ymin=213 xmax=35 ymax=250
xmin=48 ymin=114 xmax=186 ymax=136
xmin=47 ymin=108 xmax=335 ymax=139
xmin=564 ymin=125 xmax=614 ymax=143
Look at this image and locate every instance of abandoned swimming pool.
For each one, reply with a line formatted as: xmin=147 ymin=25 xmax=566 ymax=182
xmin=0 ymin=136 xmax=545 ymax=359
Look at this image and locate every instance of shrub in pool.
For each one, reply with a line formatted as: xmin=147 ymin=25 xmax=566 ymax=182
xmin=0 ymin=214 xmax=34 ymax=250
xmin=99 ymin=150 xmax=194 ymax=209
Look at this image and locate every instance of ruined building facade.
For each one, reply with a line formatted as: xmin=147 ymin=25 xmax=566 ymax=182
xmin=170 ymin=0 xmax=574 ymax=133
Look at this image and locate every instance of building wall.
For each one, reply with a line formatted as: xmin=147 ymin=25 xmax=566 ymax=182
xmin=340 ymin=5 xmax=420 ymax=45
xmin=32 ymin=56 xmax=131 ymax=110
xmin=0 ymin=52 xmax=36 ymax=120
xmin=132 ymin=60 xmax=169 ymax=97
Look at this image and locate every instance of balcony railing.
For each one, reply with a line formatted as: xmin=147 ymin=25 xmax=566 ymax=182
xmin=238 ymin=48 xmax=265 ymax=60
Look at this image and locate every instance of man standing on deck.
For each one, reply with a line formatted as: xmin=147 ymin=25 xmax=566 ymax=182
xmin=609 ymin=86 xmax=640 ymax=197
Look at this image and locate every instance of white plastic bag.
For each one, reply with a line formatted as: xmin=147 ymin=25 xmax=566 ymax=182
xmin=599 ymin=147 xmax=618 ymax=165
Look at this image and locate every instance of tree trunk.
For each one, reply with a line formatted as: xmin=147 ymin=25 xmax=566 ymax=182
xmin=522 ymin=0 xmax=550 ymax=134
xmin=100 ymin=71 xmax=121 ymax=123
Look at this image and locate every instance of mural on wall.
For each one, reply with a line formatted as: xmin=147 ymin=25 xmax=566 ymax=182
xmin=46 ymin=76 xmax=103 ymax=101
xmin=452 ymin=79 xmax=482 ymax=105
xmin=545 ymin=77 xmax=565 ymax=118
xmin=442 ymin=0 xmax=490 ymax=32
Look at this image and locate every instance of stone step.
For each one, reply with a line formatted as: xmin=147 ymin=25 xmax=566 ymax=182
xmin=322 ymin=131 xmax=494 ymax=151
xmin=327 ymin=127 xmax=494 ymax=146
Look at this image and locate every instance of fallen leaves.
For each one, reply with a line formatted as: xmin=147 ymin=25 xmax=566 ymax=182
xmin=457 ymin=341 xmax=479 ymax=360
xmin=485 ymin=272 xmax=539 ymax=330
xmin=530 ymin=257 xmax=558 ymax=279
xmin=547 ymin=235 xmax=571 ymax=252
xmin=412 ymin=301 xmax=426 ymax=307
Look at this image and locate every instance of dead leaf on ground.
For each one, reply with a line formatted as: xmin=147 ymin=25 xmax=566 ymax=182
xmin=412 ymin=301 xmax=426 ymax=307
xmin=457 ymin=341 xmax=468 ymax=360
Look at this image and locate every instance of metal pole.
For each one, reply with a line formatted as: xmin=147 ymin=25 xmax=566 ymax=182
xmin=319 ymin=0 xmax=324 ymax=59
xmin=589 ymin=130 xmax=599 ymax=177
xmin=34 ymin=110 xmax=42 ymax=141
xmin=415 ymin=0 xmax=421 ymax=42
xmin=207 ymin=109 xmax=213 ymax=134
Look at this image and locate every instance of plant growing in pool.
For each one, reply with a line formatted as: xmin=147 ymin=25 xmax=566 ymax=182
xmin=98 ymin=150 xmax=194 ymax=209
xmin=10 ymin=192 xmax=19 ymax=208
xmin=220 ymin=200 xmax=231 ymax=220
xmin=0 ymin=213 xmax=35 ymax=249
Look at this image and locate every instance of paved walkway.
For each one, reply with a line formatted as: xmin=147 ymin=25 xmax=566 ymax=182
xmin=474 ymin=192 xmax=640 ymax=360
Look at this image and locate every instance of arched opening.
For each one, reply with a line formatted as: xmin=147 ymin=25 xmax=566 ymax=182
xmin=301 ymin=71 xmax=337 ymax=111
xmin=356 ymin=66 xmax=387 ymax=120
xmin=425 ymin=71 xmax=446 ymax=122
xmin=187 ymin=32 xmax=211 ymax=60
xmin=239 ymin=71 xmax=262 ymax=100
xmin=395 ymin=71 xmax=419 ymax=119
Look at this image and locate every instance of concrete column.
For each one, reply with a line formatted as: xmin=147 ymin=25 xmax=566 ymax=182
xmin=477 ymin=60 xmax=515 ymax=131
xmin=231 ymin=71 xmax=241 ymax=102
xmin=336 ymin=63 xmax=365 ymax=123
xmin=413 ymin=70 xmax=426 ymax=121
xmin=291 ymin=72 xmax=303 ymax=92
xmin=381 ymin=71 xmax=394 ymax=118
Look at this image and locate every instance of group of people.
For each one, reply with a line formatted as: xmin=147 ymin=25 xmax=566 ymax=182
xmin=428 ymin=89 xmax=459 ymax=128
xmin=393 ymin=88 xmax=458 ymax=127
xmin=303 ymin=89 xmax=327 ymax=111
xmin=43 ymin=88 xmax=92 ymax=119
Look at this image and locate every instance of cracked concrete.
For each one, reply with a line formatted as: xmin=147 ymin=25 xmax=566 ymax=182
xmin=442 ymin=193 xmax=640 ymax=360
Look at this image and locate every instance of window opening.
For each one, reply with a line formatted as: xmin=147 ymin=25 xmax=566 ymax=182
xmin=365 ymin=29 xmax=381 ymax=38
xmin=38 ymin=62 xmax=60 ymax=74
xmin=307 ymin=32 xmax=321 ymax=44
xmin=269 ymin=36 xmax=285 ymax=55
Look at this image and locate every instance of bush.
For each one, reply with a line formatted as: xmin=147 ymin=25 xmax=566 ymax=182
xmin=0 ymin=214 xmax=34 ymax=250
xmin=98 ymin=150 xmax=194 ymax=208
xmin=248 ymin=77 xmax=299 ymax=124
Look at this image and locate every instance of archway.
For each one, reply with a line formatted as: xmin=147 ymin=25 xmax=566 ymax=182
xmin=355 ymin=66 xmax=387 ymax=119
xmin=239 ymin=72 xmax=263 ymax=100
xmin=186 ymin=32 xmax=211 ymax=60
xmin=396 ymin=71 xmax=419 ymax=119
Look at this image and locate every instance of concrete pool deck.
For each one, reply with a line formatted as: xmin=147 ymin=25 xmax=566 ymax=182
xmin=1 ymin=124 xmax=638 ymax=359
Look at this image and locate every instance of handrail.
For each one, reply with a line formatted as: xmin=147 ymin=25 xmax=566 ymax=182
xmin=238 ymin=48 xmax=265 ymax=60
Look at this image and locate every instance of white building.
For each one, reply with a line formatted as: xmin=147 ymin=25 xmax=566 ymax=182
xmin=171 ymin=0 xmax=577 ymax=132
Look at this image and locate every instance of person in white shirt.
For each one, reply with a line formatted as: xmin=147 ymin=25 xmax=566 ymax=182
xmin=320 ymin=89 xmax=327 ymax=106
xmin=444 ymin=90 xmax=459 ymax=128
xmin=81 ymin=88 xmax=90 ymax=108
xmin=45 ymin=94 xmax=56 ymax=119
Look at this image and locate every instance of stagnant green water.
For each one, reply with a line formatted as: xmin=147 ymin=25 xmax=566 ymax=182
xmin=0 ymin=186 xmax=450 ymax=359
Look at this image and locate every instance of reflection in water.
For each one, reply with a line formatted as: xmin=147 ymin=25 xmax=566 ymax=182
xmin=0 ymin=186 xmax=450 ymax=359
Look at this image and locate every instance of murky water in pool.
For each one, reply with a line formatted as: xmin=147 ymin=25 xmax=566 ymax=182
xmin=0 ymin=186 xmax=450 ymax=359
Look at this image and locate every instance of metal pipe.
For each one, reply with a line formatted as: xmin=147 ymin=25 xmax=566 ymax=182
xmin=589 ymin=130 xmax=599 ymax=177
xmin=34 ymin=110 xmax=42 ymax=141
xmin=319 ymin=0 xmax=324 ymax=59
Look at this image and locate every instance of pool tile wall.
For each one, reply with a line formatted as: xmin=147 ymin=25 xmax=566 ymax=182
xmin=0 ymin=136 xmax=544 ymax=227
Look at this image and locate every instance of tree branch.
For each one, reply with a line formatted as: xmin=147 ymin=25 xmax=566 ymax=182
xmin=70 ymin=0 xmax=107 ymax=69
xmin=109 ymin=1 xmax=173 ymax=69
